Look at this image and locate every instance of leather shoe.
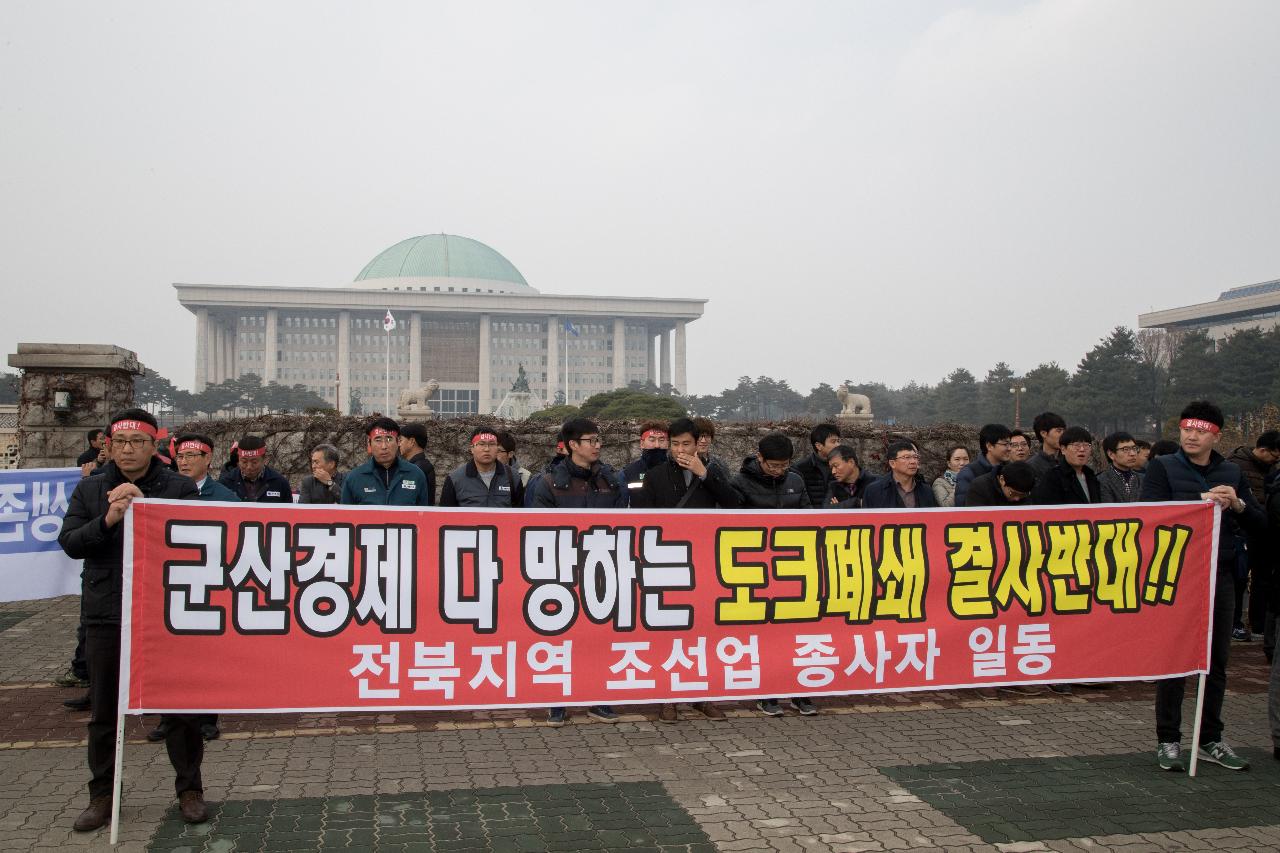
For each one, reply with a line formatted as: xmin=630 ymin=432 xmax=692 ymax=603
xmin=178 ymin=790 xmax=209 ymax=824
xmin=73 ymin=796 xmax=111 ymax=832
xmin=146 ymin=723 xmax=169 ymax=743
xmin=657 ymin=704 xmax=678 ymax=723
xmin=200 ymin=722 xmax=220 ymax=741
xmin=63 ymin=693 xmax=91 ymax=711
xmin=690 ymin=702 xmax=726 ymax=720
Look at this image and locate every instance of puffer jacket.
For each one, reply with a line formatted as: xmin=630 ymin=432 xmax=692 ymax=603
xmin=731 ymin=458 xmax=812 ymax=509
xmin=791 ymin=452 xmax=833 ymax=508
xmin=1229 ymin=445 xmax=1273 ymax=504
xmin=528 ymin=459 xmax=625 ymax=508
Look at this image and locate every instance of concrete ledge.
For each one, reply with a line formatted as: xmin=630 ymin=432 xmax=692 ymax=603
xmin=7 ymin=343 xmax=142 ymax=374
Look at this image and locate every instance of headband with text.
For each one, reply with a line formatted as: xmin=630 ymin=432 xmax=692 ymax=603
xmin=1180 ymin=418 xmax=1221 ymax=435
xmin=471 ymin=432 xmax=499 ymax=446
xmin=237 ymin=446 xmax=267 ymax=459
xmin=177 ymin=440 xmax=213 ymax=455
xmin=368 ymin=427 xmax=399 ymax=440
xmin=108 ymin=419 xmax=158 ymax=438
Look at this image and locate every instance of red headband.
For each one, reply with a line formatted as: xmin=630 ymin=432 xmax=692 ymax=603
xmin=1180 ymin=418 xmax=1221 ymax=435
xmin=177 ymin=440 xmax=212 ymax=455
xmin=238 ymin=446 xmax=267 ymax=459
xmin=641 ymin=429 xmax=666 ymax=442
xmin=471 ymin=432 xmax=498 ymax=446
xmin=108 ymin=420 xmax=158 ymax=438
xmin=368 ymin=427 xmax=398 ymax=440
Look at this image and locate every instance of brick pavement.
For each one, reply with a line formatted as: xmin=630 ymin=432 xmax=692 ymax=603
xmin=3 ymin=595 xmax=1280 ymax=853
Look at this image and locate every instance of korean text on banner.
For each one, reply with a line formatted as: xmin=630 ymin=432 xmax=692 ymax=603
xmin=0 ymin=467 xmax=83 ymax=602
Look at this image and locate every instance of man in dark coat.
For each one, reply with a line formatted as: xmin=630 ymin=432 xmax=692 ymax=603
xmin=965 ymin=461 xmax=1037 ymax=508
xmin=398 ymin=422 xmax=438 ymax=505
xmin=1142 ymin=400 xmax=1266 ymax=773
xmin=619 ymin=419 xmax=670 ymax=506
xmin=1228 ymin=431 xmax=1279 ymax=643
xmin=217 ymin=435 xmax=292 ymax=503
xmin=58 ymin=409 xmax=209 ymax=831
xmin=862 ymin=440 xmax=938 ymax=509
xmin=1027 ymin=412 xmax=1066 ymax=479
xmin=1031 ymin=426 xmax=1102 ymax=506
xmin=955 ymin=424 xmax=1013 ymax=507
xmin=791 ymin=423 xmax=841 ymax=508
xmin=341 ymin=418 xmax=431 ymax=506
xmin=823 ymin=445 xmax=876 ymax=508
xmin=298 ymin=444 xmax=345 ymax=504
xmin=731 ymin=433 xmax=812 ymax=510
xmin=439 ymin=427 xmax=524 ymax=507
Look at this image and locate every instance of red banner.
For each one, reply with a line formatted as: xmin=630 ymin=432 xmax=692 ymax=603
xmin=121 ymin=500 xmax=1217 ymax=713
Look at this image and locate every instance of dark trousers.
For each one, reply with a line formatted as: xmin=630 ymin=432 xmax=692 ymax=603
xmin=72 ymin=619 xmax=88 ymax=680
xmin=85 ymin=625 xmax=203 ymax=799
xmin=1248 ymin=556 xmax=1271 ymax=634
xmin=1156 ymin=570 xmax=1234 ymax=744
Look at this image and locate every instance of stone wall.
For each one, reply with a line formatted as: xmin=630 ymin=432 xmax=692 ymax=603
xmin=173 ymin=414 xmax=979 ymax=501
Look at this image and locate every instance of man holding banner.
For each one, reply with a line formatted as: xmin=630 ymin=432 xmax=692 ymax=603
xmin=58 ymin=409 xmax=210 ymax=832
xmin=1142 ymin=400 xmax=1266 ymax=773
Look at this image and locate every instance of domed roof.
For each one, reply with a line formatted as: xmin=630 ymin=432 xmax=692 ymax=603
xmin=355 ymin=234 xmax=530 ymax=288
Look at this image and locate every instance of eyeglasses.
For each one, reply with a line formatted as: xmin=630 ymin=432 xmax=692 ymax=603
xmin=175 ymin=452 xmax=208 ymax=461
xmin=575 ymin=437 xmax=603 ymax=446
xmin=110 ymin=437 xmax=154 ymax=450
xmin=892 ymin=453 xmax=920 ymax=462
xmin=472 ymin=441 xmax=499 ymax=449
xmin=1114 ymin=445 xmax=1139 ymax=454
xmin=1066 ymin=441 xmax=1092 ymax=450
xmin=370 ymin=436 xmax=397 ymax=445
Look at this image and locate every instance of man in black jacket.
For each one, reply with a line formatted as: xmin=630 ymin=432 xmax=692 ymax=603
xmin=398 ymin=422 xmax=438 ymax=505
xmin=439 ymin=426 xmax=524 ymax=507
xmin=966 ymin=461 xmax=1037 ymax=508
xmin=217 ymin=435 xmax=292 ymax=503
xmin=619 ymin=419 xmax=670 ymax=506
xmin=58 ymin=409 xmax=209 ymax=831
xmin=732 ymin=433 xmax=812 ymax=510
xmin=792 ymin=423 xmax=841 ymax=507
xmin=824 ymin=445 xmax=875 ymax=508
xmin=862 ymin=440 xmax=937 ymax=509
xmin=955 ymin=424 xmax=1012 ymax=508
xmin=1142 ymin=400 xmax=1266 ymax=773
xmin=1031 ymin=426 xmax=1101 ymax=506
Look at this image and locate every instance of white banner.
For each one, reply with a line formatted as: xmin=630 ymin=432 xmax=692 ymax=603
xmin=0 ymin=467 xmax=83 ymax=602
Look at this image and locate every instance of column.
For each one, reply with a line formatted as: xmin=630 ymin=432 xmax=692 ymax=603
xmin=195 ymin=307 xmax=210 ymax=389
xmin=674 ymin=321 xmax=687 ymax=395
xmin=263 ymin=308 xmax=279 ymax=383
xmin=337 ymin=310 xmax=351 ymax=414
xmin=222 ymin=321 xmax=234 ymax=382
xmin=612 ymin=318 xmax=626 ymax=389
xmin=546 ymin=314 xmax=560 ymax=405
xmin=646 ymin=328 xmax=656 ymax=386
xmin=409 ymin=312 xmax=422 ymax=387
xmin=478 ymin=313 xmax=492 ymax=414
xmin=210 ymin=318 xmax=223 ymax=385
xmin=659 ymin=328 xmax=672 ymax=388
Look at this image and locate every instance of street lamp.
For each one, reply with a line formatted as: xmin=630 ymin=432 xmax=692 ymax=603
xmin=1009 ymin=385 xmax=1027 ymax=429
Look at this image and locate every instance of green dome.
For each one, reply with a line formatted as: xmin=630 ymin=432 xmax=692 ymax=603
xmin=355 ymin=234 xmax=529 ymax=287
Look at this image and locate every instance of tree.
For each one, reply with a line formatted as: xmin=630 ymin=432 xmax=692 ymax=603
xmin=803 ymin=383 xmax=840 ymax=418
xmin=1166 ymin=329 xmax=1218 ymax=416
xmin=578 ymin=388 xmax=684 ymax=421
xmin=528 ymin=403 xmax=580 ymax=423
xmin=1020 ymin=362 xmax=1072 ymax=427
xmin=977 ymin=362 xmax=1017 ymax=425
xmin=1069 ymin=327 xmax=1145 ymax=434
xmin=1136 ymin=328 xmax=1180 ymax=432
xmin=934 ymin=368 xmax=981 ymax=425
xmin=0 ymin=371 xmax=17 ymax=405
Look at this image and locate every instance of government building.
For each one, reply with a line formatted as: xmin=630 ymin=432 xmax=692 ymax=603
xmin=176 ymin=234 xmax=705 ymax=417
xmin=1139 ymin=277 xmax=1280 ymax=342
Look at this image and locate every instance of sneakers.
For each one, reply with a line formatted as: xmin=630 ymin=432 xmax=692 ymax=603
xmin=54 ymin=668 xmax=89 ymax=689
xmin=757 ymin=699 xmax=784 ymax=717
xmin=1232 ymin=626 xmax=1251 ymax=642
xmin=657 ymin=704 xmax=678 ymax=723
xmin=546 ymin=707 xmax=567 ymax=727
xmin=587 ymin=705 xmax=618 ymax=723
xmin=1156 ymin=742 xmax=1183 ymax=772
xmin=789 ymin=697 xmax=818 ymax=716
xmin=689 ymin=702 xmax=726 ymax=720
xmin=1198 ymin=740 xmax=1249 ymax=771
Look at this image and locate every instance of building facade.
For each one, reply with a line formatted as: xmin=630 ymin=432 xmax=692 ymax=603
xmin=1139 ymin=277 xmax=1280 ymax=342
xmin=177 ymin=234 xmax=704 ymax=416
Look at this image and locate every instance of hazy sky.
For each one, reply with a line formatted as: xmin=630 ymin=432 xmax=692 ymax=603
xmin=2 ymin=1 xmax=1278 ymax=396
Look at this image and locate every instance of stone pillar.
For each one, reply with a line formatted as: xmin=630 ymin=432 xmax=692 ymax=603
xmin=337 ymin=310 xmax=351 ymax=415
xmin=223 ymin=321 xmax=235 ymax=382
xmin=674 ymin=321 xmax=687 ymax=395
xmin=659 ymin=328 xmax=672 ymax=388
xmin=478 ymin=313 xmax=492 ymax=414
xmin=545 ymin=314 xmax=560 ymax=405
xmin=409 ymin=312 xmax=422 ymax=386
xmin=211 ymin=318 xmax=224 ymax=385
xmin=646 ymin=329 xmax=656 ymax=386
xmin=7 ymin=344 xmax=143 ymax=469
xmin=612 ymin=318 xmax=626 ymax=389
xmin=263 ymin=308 xmax=279 ymax=383
xmin=195 ymin=307 xmax=210 ymax=389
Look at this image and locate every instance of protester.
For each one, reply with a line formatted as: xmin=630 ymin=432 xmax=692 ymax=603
xmin=1135 ymin=439 xmax=1153 ymax=471
xmin=932 ymin=445 xmax=970 ymax=508
xmin=1229 ymin=431 xmax=1280 ymax=642
xmin=58 ymin=409 xmax=209 ymax=830
xmin=1098 ymin=431 xmax=1144 ymax=503
xmin=1007 ymin=430 xmax=1032 ymax=462
xmin=825 ymin=445 xmax=876 ymax=508
xmin=218 ymin=436 xmax=291 ymax=503
xmin=398 ymin=422 xmax=438 ymax=505
xmin=792 ymin=423 xmax=841 ymax=507
xmin=1150 ymin=439 xmax=1180 ymax=459
xmin=1031 ymin=426 xmax=1101 ymax=507
xmin=620 ymin=419 xmax=670 ymax=505
xmin=1027 ymin=412 xmax=1066 ymax=478
xmin=1142 ymin=400 xmax=1265 ymax=772
xmin=341 ymin=418 xmax=431 ymax=506
xmin=863 ymin=440 xmax=938 ymax=509
xmin=527 ymin=418 xmax=621 ymax=725
xmin=965 ymin=460 xmax=1037 ymax=508
xmin=77 ymin=428 xmax=106 ymax=470
xmin=298 ymin=444 xmax=345 ymax=504
xmin=440 ymin=427 xmax=524 ymax=507
xmin=954 ymin=424 xmax=1012 ymax=507
xmin=494 ymin=429 xmax=532 ymax=487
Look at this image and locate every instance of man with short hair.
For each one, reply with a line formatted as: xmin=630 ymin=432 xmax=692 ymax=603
xmin=1229 ymin=430 xmax=1280 ymax=643
xmin=620 ymin=419 xmax=670 ymax=506
xmin=440 ymin=427 xmax=524 ymax=507
xmin=863 ymin=440 xmax=938 ymax=509
xmin=1027 ymin=412 xmax=1067 ymax=478
xmin=299 ymin=444 xmax=345 ymax=504
xmin=792 ymin=423 xmax=841 ymax=507
xmin=1135 ymin=439 xmax=1153 ymax=472
xmin=1007 ymin=430 xmax=1032 ymax=463
xmin=824 ymin=445 xmax=875 ymax=508
xmin=341 ymin=418 xmax=431 ymax=506
xmin=954 ymin=424 xmax=1013 ymax=508
xmin=398 ymin=422 xmax=438 ymax=505
xmin=218 ymin=436 xmax=292 ymax=503
xmin=494 ymin=430 xmax=532 ymax=487
xmin=77 ymin=428 xmax=106 ymax=467
xmin=966 ymin=460 xmax=1037 ymax=508
xmin=59 ymin=409 xmax=209 ymax=830
xmin=1142 ymin=401 xmax=1265 ymax=772
xmin=1031 ymin=426 xmax=1101 ymax=506
xmin=1098 ymin=431 xmax=1144 ymax=504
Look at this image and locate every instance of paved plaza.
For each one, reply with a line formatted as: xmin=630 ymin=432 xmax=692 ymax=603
xmin=2 ymin=595 xmax=1279 ymax=853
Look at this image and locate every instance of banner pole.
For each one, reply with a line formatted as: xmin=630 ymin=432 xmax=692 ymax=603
xmin=1187 ymin=671 xmax=1207 ymax=777
xmin=109 ymin=711 xmax=126 ymax=844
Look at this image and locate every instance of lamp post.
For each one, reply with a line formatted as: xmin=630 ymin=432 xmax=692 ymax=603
xmin=1009 ymin=385 xmax=1027 ymax=429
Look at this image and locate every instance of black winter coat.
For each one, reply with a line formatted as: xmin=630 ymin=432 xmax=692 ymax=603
xmin=1031 ymin=460 xmax=1101 ymax=506
xmin=58 ymin=459 xmax=199 ymax=627
xmin=862 ymin=474 xmax=938 ymax=509
xmin=823 ymin=472 xmax=877 ymax=509
xmin=528 ymin=459 xmax=625 ymax=508
xmin=791 ymin=453 xmax=833 ymax=508
xmin=630 ymin=457 xmax=742 ymax=510
xmin=1141 ymin=449 xmax=1265 ymax=570
xmin=407 ymin=452 xmax=438 ymax=505
xmin=440 ymin=461 xmax=524 ymax=508
xmin=731 ymin=458 xmax=812 ymax=509
xmin=218 ymin=466 xmax=293 ymax=503
xmin=298 ymin=472 xmax=345 ymax=504
xmin=966 ymin=467 xmax=1032 ymax=507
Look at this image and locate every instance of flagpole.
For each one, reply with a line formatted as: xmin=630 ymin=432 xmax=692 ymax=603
xmin=563 ymin=324 xmax=568 ymax=405
xmin=385 ymin=327 xmax=390 ymax=415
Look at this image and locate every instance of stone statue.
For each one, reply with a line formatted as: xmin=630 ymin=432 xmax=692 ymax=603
xmin=512 ymin=364 xmax=531 ymax=393
xmin=836 ymin=384 xmax=873 ymax=424
xmin=397 ymin=379 xmax=440 ymax=417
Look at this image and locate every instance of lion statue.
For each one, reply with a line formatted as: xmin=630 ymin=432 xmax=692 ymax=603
xmin=397 ymin=379 xmax=441 ymax=416
xmin=836 ymin=384 xmax=873 ymax=417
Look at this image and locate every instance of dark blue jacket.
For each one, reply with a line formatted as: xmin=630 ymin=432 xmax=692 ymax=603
xmin=218 ymin=466 xmax=293 ymax=503
xmin=954 ymin=455 xmax=995 ymax=509
xmin=528 ymin=459 xmax=625 ymax=508
xmin=1140 ymin=449 xmax=1265 ymax=569
xmin=197 ymin=477 xmax=240 ymax=502
xmin=340 ymin=457 xmax=431 ymax=506
xmin=620 ymin=448 xmax=669 ymax=507
xmin=862 ymin=474 xmax=938 ymax=510
xmin=730 ymin=458 xmax=812 ymax=509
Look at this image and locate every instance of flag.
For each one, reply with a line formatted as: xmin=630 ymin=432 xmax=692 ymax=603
xmin=383 ymin=310 xmax=397 ymax=332
xmin=563 ymin=320 xmax=580 ymax=337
